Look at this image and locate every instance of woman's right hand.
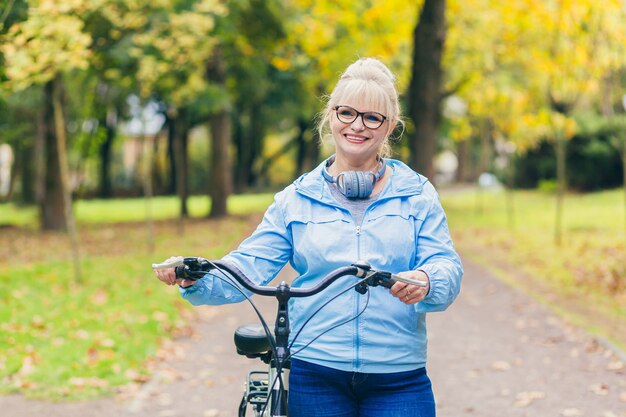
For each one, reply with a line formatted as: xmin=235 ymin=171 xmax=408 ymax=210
xmin=153 ymin=256 xmax=195 ymax=287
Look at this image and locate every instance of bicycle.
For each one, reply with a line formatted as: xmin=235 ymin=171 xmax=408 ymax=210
xmin=152 ymin=257 xmax=427 ymax=417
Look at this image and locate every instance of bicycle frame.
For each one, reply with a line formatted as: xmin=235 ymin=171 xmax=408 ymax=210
xmin=241 ymin=281 xmax=292 ymax=417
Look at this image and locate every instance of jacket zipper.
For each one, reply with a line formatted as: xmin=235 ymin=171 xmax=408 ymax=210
xmin=353 ymin=205 xmax=376 ymax=371
xmin=354 ymin=222 xmax=361 ymax=370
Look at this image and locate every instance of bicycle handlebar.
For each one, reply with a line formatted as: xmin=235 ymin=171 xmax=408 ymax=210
xmin=152 ymin=258 xmax=427 ymax=294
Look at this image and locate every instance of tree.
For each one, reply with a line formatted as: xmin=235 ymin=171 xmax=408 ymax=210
xmin=206 ymin=46 xmax=231 ymax=218
xmin=407 ymin=0 xmax=446 ymax=181
xmin=129 ymin=0 xmax=227 ymax=217
xmin=1 ymin=1 xmax=92 ymax=280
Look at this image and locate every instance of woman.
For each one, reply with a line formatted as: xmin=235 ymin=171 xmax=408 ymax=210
xmin=154 ymin=57 xmax=463 ymax=416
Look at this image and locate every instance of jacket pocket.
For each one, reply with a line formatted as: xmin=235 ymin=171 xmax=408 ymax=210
xmin=362 ymin=208 xmax=418 ymax=272
xmin=286 ymin=211 xmax=355 ymax=275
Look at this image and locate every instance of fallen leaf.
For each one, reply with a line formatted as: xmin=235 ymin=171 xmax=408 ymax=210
xmin=602 ymin=412 xmax=618 ymax=417
xmin=585 ymin=340 xmax=601 ymax=353
xmin=514 ymin=391 xmax=545 ymax=407
xmin=125 ymin=368 xmax=150 ymax=383
xmin=204 ymin=410 xmax=219 ymax=417
xmin=561 ymin=408 xmax=583 ymax=416
xmin=69 ymin=377 xmax=108 ymax=388
xmin=153 ymin=311 xmax=169 ymax=322
xmin=492 ymin=360 xmax=511 ymax=371
xmin=72 ymin=329 xmax=90 ymax=340
xmin=588 ymin=383 xmax=609 ymax=396
xmin=31 ymin=316 xmax=46 ymax=329
xmin=100 ymin=338 xmax=115 ymax=348
xmin=606 ymin=361 xmax=623 ymax=371
xmin=619 ymin=391 xmax=626 ymax=402
xmin=16 ymin=379 xmax=37 ymax=389
xmin=89 ymin=289 xmax=108 ymax=305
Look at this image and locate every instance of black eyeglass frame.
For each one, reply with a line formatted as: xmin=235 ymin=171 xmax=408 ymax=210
xmin=333 ymin=105 xmax=388 ymax=129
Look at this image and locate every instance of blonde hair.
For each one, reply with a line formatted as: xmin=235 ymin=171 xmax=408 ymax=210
xmin=317 ymin=58 xmax=403 ymax=158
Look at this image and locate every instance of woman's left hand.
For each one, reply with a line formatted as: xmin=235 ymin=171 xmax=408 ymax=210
xmin=390 ymin=270 xmax=430 ymax=305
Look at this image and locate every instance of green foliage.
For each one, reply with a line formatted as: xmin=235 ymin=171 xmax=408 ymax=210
xmin=510 ymin=120 xmax=623 ymax=191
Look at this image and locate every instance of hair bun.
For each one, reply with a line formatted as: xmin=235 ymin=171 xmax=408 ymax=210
xmin=342 ymin=58 xmax=396 ymax=85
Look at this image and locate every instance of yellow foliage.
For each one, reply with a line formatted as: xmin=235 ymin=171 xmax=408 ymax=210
xmin=282 ymin=0 xmax=417 ymax=92
xmin=271 ymin=56 xmax=292 ymax=71
xmin=444 ymin=0 xmax=626 ymax=152
xmin=1 ymin=7 xmax=92 ymax=91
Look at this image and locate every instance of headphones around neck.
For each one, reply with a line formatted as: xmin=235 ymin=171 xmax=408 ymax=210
xmin=322 ymin=155 xmax=387 ymax=199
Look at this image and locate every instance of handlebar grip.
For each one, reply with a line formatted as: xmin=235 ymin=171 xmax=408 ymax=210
xmin=378 ymin=278 xmax=396 ymax=289
xmin=175 ymin=265 xmax=187 ymax=279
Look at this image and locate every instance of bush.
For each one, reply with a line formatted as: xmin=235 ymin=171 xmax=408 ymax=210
xmin=511 ymin=131 xmax=623 ymax=191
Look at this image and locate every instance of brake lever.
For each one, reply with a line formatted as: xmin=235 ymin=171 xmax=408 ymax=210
xmin=356 ymin=271 xmax=428 ymax=293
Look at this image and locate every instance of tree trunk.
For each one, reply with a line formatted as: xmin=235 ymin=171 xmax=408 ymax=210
xmin=621 ymin=135 xmax=625 ymax=243
xmin=35 ymin=107 xmax=46 ymax=207
xmin=478 ymin=118 xmax=493 ymax=174
xmin=554 ymin=131 xmax=566 ymax=246
xmin=233 ymin=116 xmax=246 ymax=192
xmin=40 ymin=79 xmax=67 ymax=230
xmin=98 ymin=107 xmax=117 ymax=198
xmin=206 ymin=46 xmax=232 ymax=218
xmin=172 ymin=116 xmax=189 ymax=218
xmin=234 ymin=102 xmax=264 ymax=190
xmin=209 ymin=110 xmax=231 ymax=218
xmin=505 ymin=162 xmax=516 ymax=231
xmin=295 ymin=118 xmax=308 ymax=177
xmin=51 ymin=75 xmax=82 ymax=282
xmin=142 ymin=132 xmax=155 ymax=254
xmin=17 ymin=137 xmax=36 ymax=203
xmin=247 ymin=103 xmax=264 ymax=187
xmin=166 ymin=116 xmax=177 ymax=195
xmin=407 ymin=0 xmax=447 ymax=181
xmin=308 ymin=129 xmax=321 ymax=171
xmin=455 ymin=139 xmax=469 ymax=182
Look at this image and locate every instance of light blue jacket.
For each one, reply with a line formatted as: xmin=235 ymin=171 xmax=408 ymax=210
xmin=180 ymin=159 xmax=463 ymax=373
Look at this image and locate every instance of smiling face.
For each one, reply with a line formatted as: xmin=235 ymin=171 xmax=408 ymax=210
xmin=330 ymin=99 xmax=390 ymax=169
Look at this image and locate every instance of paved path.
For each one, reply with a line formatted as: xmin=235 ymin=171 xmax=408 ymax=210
xmin=2 ymin=256 xmax=625 ymax=416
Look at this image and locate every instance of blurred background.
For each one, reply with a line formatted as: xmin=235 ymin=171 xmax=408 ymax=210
xmin=0 ymin=0 xmax=625 ymax=404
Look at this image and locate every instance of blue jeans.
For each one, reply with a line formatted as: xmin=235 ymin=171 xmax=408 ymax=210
xmin=288 ymin=358 xmax=436 ymax=417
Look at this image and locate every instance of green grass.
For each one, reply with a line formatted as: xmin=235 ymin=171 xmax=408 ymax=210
xmin=0 ymin=194 xmax=275 ymax=400
xmin=0 ymin=193 xmax=276 ymax=227
xmin=441 ymin=187 xmax=626 ymax=350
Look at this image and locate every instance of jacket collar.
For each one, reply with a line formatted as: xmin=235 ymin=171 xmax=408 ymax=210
xmin=293 ymin=158 xmax=425 ymax=203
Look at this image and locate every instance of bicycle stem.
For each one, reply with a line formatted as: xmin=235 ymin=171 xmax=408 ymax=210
xmin=271 ymin=281 xmax=291 ymax=416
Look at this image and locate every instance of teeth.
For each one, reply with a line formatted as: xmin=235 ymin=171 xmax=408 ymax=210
xmin=346 ymin=135 xmax=366 ymax=141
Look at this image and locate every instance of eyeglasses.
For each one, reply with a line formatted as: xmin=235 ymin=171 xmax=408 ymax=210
xmin=333 ymin=105 xmax=387 ymax=129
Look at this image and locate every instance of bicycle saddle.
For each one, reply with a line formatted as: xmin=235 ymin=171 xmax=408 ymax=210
xmin=234 ymin=323 xmax=271 ymax=356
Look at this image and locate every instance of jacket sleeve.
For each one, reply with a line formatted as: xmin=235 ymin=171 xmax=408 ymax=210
xmin=179 ymin=192 xmax=293 ymax=306
xmin=414 ymin=186 xmax=463 ymax=313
